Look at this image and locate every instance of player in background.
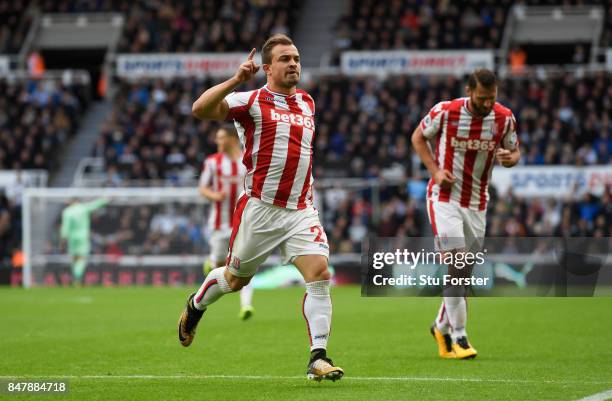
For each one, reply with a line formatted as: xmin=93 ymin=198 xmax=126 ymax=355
xmin=60 ymin=198 xmax=109 ymax=286
xmin=178 ymin=34 xmax=343 ymax=381
xmin=199 ymin=125 xmax=254 ymax=320
xmin=411 ymin=68 xmax=520 ymax=359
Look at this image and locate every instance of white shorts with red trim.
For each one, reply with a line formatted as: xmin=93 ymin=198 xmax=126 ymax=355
xmin=208 ymin=229 xmax=232 ymax=264
xmin=226 ymin=195 xmax=329 ymax=277
xmin=426 ymin=200 xmax=486 ymax=252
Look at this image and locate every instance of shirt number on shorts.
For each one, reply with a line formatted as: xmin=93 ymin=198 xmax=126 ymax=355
xmin=310 ymin=226 xmax=326 ymax=243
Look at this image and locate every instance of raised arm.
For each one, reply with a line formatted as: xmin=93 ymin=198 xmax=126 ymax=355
xmin=192 ymin=48 xmax=260 ymax=121
xmin=84 ymin=198 xmax=109 ymax=214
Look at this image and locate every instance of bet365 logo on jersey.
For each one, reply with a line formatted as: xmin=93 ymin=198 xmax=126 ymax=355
xmin=451 ymin=137 xmax=495 ymax=151
xmin=270 ymin=109 xmax=314 ymax=129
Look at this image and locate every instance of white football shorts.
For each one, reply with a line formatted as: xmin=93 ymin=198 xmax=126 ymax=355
xmin=426 ymin=200 xmax=486 ymax=252
xmin=226 ymin=195 xmax=329 ymax=277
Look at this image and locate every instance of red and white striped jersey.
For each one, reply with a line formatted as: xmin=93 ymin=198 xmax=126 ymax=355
xmin=200 ymin=152 xmax=246 ymax=231
xmin=224 ymin=85 xmax=316 ymax=209
xmin=420 ymin=97 xmax=518 ymax=211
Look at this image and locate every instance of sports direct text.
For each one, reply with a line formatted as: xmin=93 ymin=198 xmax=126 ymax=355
xmin=372 ymin=249 xmax=487 ymax=270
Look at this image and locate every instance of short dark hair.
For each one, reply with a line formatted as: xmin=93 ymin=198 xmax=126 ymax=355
xmin=219 ymin=124 xmax=239 ymax=141
xmin=468 ymin=68 xmax=497 ymax=89
xmin=261 ymin=34 xmax=294 ymax=64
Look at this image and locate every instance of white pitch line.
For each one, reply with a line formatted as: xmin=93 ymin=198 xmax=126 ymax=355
xmin=574 ymin=390 xmax=612 ymax=401
xmin=0 ymin=375 xmax=611 ymax=385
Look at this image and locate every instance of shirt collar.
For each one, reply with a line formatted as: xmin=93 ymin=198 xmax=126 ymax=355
xmin=463 ymin=97 xmax=493 ymax=119
xmin=263 ymin=84 xmax=297 ymax=98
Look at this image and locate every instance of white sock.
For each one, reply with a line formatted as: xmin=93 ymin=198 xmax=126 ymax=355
xmin=302 ymin=280 xmax=332 ymax=351
xmin=240 ymin=284 xmax=254 ymax=308
xmin=443 ymin=296 xmax=467 ymax=341
xmin=193 ymin=267 xmax=232 ymax=310
xmin=434 ymin=300 xmax=451 ymax=335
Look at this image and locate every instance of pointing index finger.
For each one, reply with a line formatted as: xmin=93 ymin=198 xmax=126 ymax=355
xmin=247 ymin=48 xmax=256 ymax=61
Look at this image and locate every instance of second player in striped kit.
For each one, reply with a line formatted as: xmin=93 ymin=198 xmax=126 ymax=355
xmin=412 ymin=68 xmax=521 ymax=360
xmin=198 ymin=125 xmax=254 ymax=320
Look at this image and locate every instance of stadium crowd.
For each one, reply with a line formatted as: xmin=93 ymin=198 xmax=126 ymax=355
xmin=0 ymin=77 xmax=89 ymax=171
xmin=33 ymin=0 xmax=298 ymax=53
xmin=0 ymin=75 xmax=88 ymax=265
xmin=322 ymin=182 xmax=612 ymax=253
xmin=332 ymin=0 xmax=611 ymax=62
xmin=333 ymin=0 xmax=509 ymax=54
xmin=91 ymin=78 xmax=264 ymax=185
xmin=0 ymin=0 xmax=32 ymax=54
xmin=308 ymin=72 xmax=611 ymax=178
xmin=96 ymin=71 xmax=610 ymax=185
xmin=116 ymin=0 xmax=298 ymax=53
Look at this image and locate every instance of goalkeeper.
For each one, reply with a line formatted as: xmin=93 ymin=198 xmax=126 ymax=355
xmin=60 ymin=198 xmax=108 ymax=285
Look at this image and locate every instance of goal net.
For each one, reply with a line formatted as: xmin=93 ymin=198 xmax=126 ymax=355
xmin=22 ymin=187 xmax=209 ymax=288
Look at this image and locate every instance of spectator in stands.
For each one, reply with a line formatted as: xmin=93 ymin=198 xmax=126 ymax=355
xmin=509 ymin=45 xmax=527 ymax=75
xmin=27 ymin=49 xmax=46 ymax=78
xmin=0 ymin=192 xmax=11 ymax=261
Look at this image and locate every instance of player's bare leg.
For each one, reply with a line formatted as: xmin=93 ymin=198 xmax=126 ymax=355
xmin=294 ymin=255 xmax=344 ymax=382
xmin=178 ymin=267 xmax=251 ymax=347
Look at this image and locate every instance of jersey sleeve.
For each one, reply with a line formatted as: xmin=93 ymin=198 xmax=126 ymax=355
xmin=501 ymin=113 xmax=519 ymax=150
xmin=224 ymin=91 xmax=254 ymax=122
xmin=419 ymin=101 xmax=449 ymax=139
xmin=199 ymin=157 xmax=214 ymax=188
xmin=84 ymin=198 xmax=109 ymax=214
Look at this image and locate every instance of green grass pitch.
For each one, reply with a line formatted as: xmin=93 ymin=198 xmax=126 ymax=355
xmin=1 ymin=286 xmax=611 ymax=400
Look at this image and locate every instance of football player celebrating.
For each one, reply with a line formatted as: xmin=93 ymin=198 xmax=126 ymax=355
xmin=179 ymin=35 xmax=343 ymax=381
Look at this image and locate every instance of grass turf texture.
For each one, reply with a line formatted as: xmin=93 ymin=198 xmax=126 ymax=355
xmin=1 ymin=286 xmax=611 ymax=401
